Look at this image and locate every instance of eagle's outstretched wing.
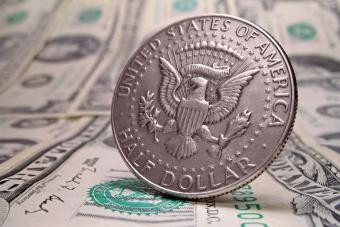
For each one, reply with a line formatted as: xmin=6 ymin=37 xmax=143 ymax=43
xmin=159 ymin=57 xmax=182 ymax=118
xmin=204 ymin=68 xmax=259 ymax=124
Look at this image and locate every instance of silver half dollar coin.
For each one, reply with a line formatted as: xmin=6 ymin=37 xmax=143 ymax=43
xmin=111 ymin=14 xmax=297 ymax=199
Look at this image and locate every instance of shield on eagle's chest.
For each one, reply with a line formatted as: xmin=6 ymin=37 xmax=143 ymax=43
xmin=176 ymin=99 xmax=209 ymax=136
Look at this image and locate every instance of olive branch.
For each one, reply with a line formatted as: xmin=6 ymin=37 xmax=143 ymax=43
xmin=139 ymin=90 xmax=162 ymax=143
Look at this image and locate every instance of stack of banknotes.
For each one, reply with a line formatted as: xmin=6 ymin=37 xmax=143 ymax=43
xmin=0 ymin=0 xmax=339 ymax=226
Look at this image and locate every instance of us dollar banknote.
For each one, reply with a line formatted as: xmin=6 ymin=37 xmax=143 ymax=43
xmin=230 ymin=0 xmax=340 ymax=57
xmin=0 ymin=0 xmax=122 ymax=117
xmin=292 ymin=55 xmax=340 ymax=154
xmin=0 ymin=117 xmax=338 ymax=227
xmin=0 ymin=1 xmax=339 ymax=227
xmin=0 ymin=116 xmax=98 ymax=174
xmin=70 ymin=0 xmax=147 ymax=116
xmin=72 ymin=0 xmax=233 ymax=116
xmin=0 ymin=0 xmax=65 ymax=93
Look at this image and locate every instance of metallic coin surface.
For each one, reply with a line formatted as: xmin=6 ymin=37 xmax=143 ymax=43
xmin=111 ymin=15 xmax=297 ymax=199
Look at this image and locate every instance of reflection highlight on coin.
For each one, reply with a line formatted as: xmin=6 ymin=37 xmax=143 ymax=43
xmin=111 ymin=15 xmax=297 ymax=198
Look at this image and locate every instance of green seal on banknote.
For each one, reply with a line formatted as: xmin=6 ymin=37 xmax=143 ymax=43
xmin=88 ymin=178 xmax=185 ymax=215
xmin=6 ymin=11 xmax=28 ymax=25
xmin=78 ymin=8 xmax=102 ymax=23
xmin=287 ymin=22 xmax=317 ymax=40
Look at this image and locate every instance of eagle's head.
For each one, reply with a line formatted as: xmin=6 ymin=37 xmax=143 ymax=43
xmin=188 ymin=77 xmax=209 ymax=101
xmin=190 ymin=77 xmax=208 ymax=87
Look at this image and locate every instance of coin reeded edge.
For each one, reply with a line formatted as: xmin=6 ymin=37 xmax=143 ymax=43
xmin=111 ymin=13 xmax=298 ymax=199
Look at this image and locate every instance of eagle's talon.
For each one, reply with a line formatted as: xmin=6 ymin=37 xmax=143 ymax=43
xmin=163 ymin=119 xmax=177 ymax=133
xmin=207 ymin=144 xmax=221 ymax=159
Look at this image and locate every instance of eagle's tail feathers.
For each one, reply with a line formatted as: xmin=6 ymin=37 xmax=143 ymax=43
xmin=165 ymin=135 xmax=197 ymax=160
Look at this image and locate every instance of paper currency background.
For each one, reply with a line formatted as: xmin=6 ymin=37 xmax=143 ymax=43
xmin=0 ymin=0 xmax=339 ymax=227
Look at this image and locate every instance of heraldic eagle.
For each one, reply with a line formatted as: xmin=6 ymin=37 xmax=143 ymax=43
xmin=159 ymin=57 xmax=259 ymax=160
